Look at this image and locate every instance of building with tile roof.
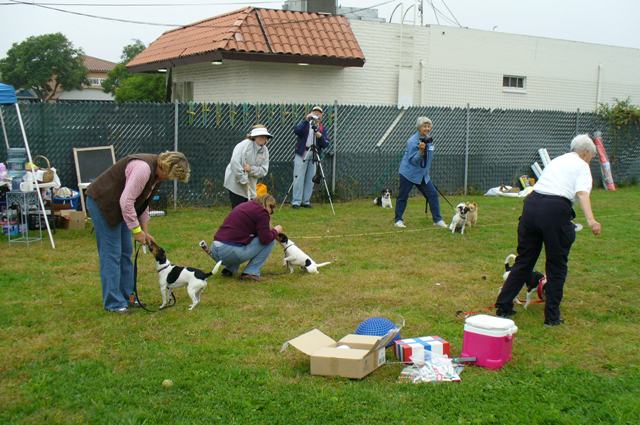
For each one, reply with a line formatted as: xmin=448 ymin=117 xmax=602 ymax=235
xmin=56 ymin=55 xmax=116 ymax=101
xmin=128 ymin=7 xmax=640 ymax=111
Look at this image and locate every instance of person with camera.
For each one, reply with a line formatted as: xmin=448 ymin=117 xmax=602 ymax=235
xmin=224 ymin=125 xmax=272 ymax=209
xmin=209 ymin=194 xmax=283 ymax=281
xmin=495 ymin=134 xmax=601 ymax=327
xmin=291 ymin=106 xmax=329 ymax=208
xmin=394 ymin=117 xmax=447 ymax=229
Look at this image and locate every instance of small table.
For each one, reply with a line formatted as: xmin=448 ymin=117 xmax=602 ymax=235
xmin=6 ymin=191 xmax=43 ymax=244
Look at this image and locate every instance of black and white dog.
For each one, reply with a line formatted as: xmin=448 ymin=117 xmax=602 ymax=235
xmin=503 ymin=254 xmax=547 ymax=309
xmin=275 ymin=233 xmax=330 ymax=274
xmin=149 ymin=241 xmax=222 ymax=310
xmin=449 ymin=202 xmax=470 ymax=234
xmin=373 ymin=189 xmax=393 ymax=209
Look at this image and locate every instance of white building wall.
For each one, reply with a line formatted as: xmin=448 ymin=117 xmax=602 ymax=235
xmin=173 ymin=20 xmax=640 ymax=112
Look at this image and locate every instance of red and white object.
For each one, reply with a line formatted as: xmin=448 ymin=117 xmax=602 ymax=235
xmin=460 ymin=315 xmax=518 ymax=370
xmin=593 ymin=132 xmax=616 ymax=191
xmin=395 ymin=336 xmax=450 ymax=364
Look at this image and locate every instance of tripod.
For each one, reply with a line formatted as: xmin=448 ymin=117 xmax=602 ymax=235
xmin=280 ymin=144 xmax=335 ymax=215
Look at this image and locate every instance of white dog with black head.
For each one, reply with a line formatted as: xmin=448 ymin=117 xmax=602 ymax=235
xmin=449 ymin=202 xmax=471 ymax=234
xmin=373 ymin=189 xmax=393 ymax=209
xmin=276 ymin=233 xmax=330 ymax=274
xmin=149 ymin=241 xmax=222 ymax=310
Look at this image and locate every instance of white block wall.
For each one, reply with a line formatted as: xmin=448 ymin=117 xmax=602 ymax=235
xmin=173 ymin=20 xmax=640 ymax=112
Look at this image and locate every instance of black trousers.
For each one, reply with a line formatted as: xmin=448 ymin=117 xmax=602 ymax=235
xmin=228 ymin=190 xmax=248 ymax=209
xmin=495 ymin=192 xmax=576 ymax=323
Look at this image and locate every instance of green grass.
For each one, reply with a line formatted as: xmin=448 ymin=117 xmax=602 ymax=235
xmin=1 ymin=187 xmax=639 ymax=424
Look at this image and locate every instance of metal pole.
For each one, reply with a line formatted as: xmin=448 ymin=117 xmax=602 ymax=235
xmin=173 ymin=101 xmax=178 ymax=210
xmin=15 ymin=104 xmax=55 ymax=248
xmin=464 ymin=103 xmax=469 ymax=196
xmin=331 ymin=100 xmax=337 ymax=193
xmin=576 ymin=108 xmax=580 ymax=136
xmin=0 ymin=108 xmax=10 ymax=150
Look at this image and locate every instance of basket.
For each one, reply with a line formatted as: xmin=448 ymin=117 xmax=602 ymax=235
xmin=33 ymin=155 xmax=54 ymax=183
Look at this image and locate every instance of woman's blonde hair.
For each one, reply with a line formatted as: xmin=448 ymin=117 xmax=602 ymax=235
xmin=158 ymin=151 xmax=190 ymax=183
xmin=253 ymin=193 xmax=276 ymax=211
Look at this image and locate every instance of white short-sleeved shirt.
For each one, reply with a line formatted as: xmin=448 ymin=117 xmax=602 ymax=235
xmin=533 ymin=152 xmax=592 ymax=202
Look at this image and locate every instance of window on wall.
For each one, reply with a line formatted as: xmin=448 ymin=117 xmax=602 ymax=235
xmin=503 ymin=75 xmax=526 ymax=91
xmin=173 ymin=81 xmax=193 ymax=102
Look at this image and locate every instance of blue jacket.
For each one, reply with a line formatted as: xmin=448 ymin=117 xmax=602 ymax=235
xmin=293 ymin=120 xmax=329 ymax=157
xmin=398 ymin=131 xmax=435 ymax=185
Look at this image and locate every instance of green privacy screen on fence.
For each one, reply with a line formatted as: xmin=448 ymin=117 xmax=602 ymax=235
xmin=1 ymin=102 xmax=638 ymax=206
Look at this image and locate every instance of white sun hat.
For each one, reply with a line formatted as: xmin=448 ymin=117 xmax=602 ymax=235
xmin=250 ymin=127 xmax=273 ymax=138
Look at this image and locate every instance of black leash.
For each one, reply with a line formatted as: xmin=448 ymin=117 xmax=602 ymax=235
xmin=432 ymin=183 xmax=455 ymax=209
xmin=132 ymin=243 xmax=175 ymax=312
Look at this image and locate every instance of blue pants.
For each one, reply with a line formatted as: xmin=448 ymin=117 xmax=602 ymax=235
xmin=211 ymin=238 xmax=276 ymax=277
xmin=394 ymin=174 xmax=442 ymax=223
xmin=292 ymin=152 xmax=315 ymax=206
xmin=86 ymin=196 xmax=134 ymax=311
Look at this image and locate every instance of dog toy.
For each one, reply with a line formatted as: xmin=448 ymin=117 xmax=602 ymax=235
xmin=355 ymin=317 xmax=401 ymax=348
xmin=199 ymin=240 xmax=211 ymax=255
xmin=162 ymin=379 xmax=174 ymax=388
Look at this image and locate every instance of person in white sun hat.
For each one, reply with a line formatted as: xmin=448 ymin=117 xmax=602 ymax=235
xmin=224 ymin=124 xmax=272 ymax=208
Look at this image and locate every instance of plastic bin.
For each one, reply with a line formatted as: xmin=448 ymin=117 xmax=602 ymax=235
xmin=53 ymin=194 xmax=80 ymax=211
xmin=460 ymin=314 xmax=518 ymax=369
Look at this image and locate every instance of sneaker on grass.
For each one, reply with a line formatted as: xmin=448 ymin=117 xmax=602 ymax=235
xmin=433 ymin=220 xmax=448 ymax=228
xmin=394 ymin=220 xmax=406 ymax=228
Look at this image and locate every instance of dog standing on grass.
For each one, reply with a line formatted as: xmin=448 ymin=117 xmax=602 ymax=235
xmin=502 ymin=254 xmax=547 ymax=309
xmin=466 ymin=201 xmax=478 ymax=227
xmin=148 ymin=241 xmax=222 ymax=310
xmin=449 ymin=202 xmax=471 ymax=234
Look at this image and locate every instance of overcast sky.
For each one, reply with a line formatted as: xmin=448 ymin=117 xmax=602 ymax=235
xmin=1 ymin=0 xmax=639 ymax=63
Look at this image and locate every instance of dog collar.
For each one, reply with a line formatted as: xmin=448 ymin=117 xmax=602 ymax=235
xmin=283 ymin=242 xmax=296 ymax=254
xmin=157 ymin=264 xmax=171 ymax=272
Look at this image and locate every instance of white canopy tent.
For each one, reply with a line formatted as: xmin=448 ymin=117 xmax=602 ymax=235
xmin=0 ymin=82 xmax=55 ymax=248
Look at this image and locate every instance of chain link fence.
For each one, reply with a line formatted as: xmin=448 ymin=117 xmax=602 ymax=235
xmin=1 ymin=101 xmax=638 ymax=207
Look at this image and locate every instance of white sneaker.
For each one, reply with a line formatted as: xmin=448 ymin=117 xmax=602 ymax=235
xmin=394 ymin=220 xmax=406 ymax=228
xmin=433 ymin=220 xmax=447 ymax=228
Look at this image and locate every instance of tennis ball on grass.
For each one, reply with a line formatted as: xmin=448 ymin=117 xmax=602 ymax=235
xmin=162 ymin=379 xmax=174 ymax=388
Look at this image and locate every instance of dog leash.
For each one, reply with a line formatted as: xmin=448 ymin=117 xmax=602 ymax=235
xmin=432 ymin=183 xmax=455 ymax=210
xmin=132 ymin=242 xmax=175 ymax=313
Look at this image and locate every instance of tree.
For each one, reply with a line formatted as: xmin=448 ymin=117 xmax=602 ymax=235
xmin=0 ymin=33 xmax=88 ymax=102
xmin=102 ymin=39 xmax=165 ymax=102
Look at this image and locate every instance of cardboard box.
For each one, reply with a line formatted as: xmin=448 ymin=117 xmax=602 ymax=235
xmin=395 ymin=336 xmax=450 ymax=364
xmin=60 ymin=210 xmax=86 ymax=230
xmin=284 ymin=328 xmax=399 ymax=379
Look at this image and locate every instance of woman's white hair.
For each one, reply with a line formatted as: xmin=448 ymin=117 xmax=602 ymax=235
xmin=416 ymin=116 xmax=433 ymax=130
xmin=570 ymin=134 xmax=596 ymax=155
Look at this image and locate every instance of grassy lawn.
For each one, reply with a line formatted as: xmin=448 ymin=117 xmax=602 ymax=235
xmin=1 ymin=187 xmax=639 ymax=424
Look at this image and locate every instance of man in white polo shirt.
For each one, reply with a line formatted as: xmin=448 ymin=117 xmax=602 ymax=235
xmin=495 ymin=134 xmax=602 ymax=327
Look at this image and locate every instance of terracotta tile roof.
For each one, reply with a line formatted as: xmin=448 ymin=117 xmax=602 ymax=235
xmin=127 ymin=7 xmax=365 ymax=71
xmin=83 ymin=55 xmax=117 ymax=73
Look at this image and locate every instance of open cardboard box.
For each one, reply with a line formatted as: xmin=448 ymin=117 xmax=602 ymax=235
xmin=60 ymin=210 xmax=86 ymax=230
xmin=283 ymin=327 xmax=400 ymax=379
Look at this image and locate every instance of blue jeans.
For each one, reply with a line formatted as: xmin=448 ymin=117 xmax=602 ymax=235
xmin=394 ymin=174 xmax=443 ymax=223
xmin=292 ymin=152 xmax=315 ymax=206
xmin=86 ymin=196 xmax=134 ymax=311
xmin=211 ymin=237 xmax=276 ymax=276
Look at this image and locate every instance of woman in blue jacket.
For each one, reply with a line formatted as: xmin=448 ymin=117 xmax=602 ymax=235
xmin=394 ymin=116 xmax=447 ymax=228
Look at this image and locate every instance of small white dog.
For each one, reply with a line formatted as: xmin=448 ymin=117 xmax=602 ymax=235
xmin=502 ymin=254 xmax=547 ymax=309
xmin=373 ymin=188 xmax=393 ymax=209
xmin=276 ymin=233 xmax=330 ymax=274
xmin=149 ymin=242 xmax=222 ymax=310
xmin=449 ymin=202 xmax=470 ymax=234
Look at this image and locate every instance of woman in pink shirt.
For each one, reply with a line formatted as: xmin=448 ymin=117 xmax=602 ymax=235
xmin=86 ymin=151 xmax=190 ymax=314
